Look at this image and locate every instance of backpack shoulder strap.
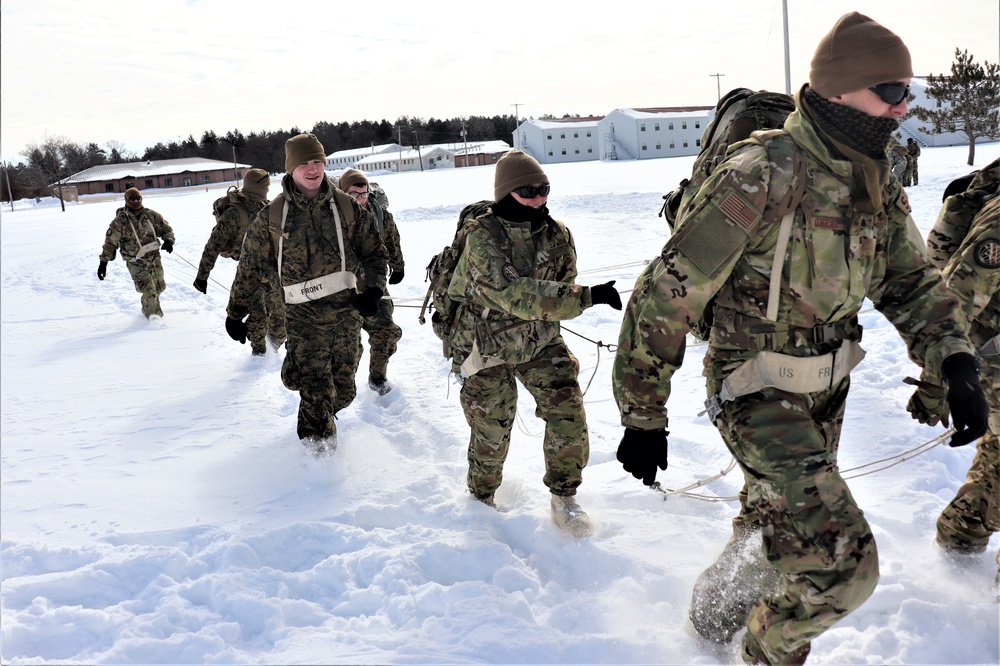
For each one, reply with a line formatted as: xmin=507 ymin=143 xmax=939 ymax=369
xmin=331 ymin=188 xmax=357 ymax=228
xmin=759 ymin=132 xmax=807 ymax=321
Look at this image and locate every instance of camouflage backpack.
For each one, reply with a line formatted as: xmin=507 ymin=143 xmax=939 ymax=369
xmin=660 ymin=88 xmax=796 ymax=229
xmin=418 ymin=200 xmax=507 ymax=358
xmin=927 ymin=157 xmax=1000 ymax=269
xmin=369 ymin=181 xmax=389 ymax=211
xmin=211 ymin=186 xmax=255 ymax=258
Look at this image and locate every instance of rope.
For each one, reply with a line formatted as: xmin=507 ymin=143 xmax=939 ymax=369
xmin=168 ymin=251 xmax=229 ymax=290
xmin=648 ymin=427 xmax=956 ymax=503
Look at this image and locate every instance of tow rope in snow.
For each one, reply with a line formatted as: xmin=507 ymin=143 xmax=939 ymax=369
xmin=650 ymin=427 xmax=957 ymax=502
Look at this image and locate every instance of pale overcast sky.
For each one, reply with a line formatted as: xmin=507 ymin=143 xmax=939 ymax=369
xmin=2 ymin=0 xmax=997 ymax=165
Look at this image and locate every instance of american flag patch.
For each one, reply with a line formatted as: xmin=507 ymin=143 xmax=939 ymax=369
xmin=719 ymin=192 xmax=757 ymax=230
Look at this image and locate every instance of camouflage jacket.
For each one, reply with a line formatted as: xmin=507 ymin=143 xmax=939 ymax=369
xmin=447 ymin=211 xmax=593 ymax=371
xmin=927 ymin=157 xmax=1000 ymax=268
xmin=941 ymin=196 xmax=1000 ymax=362
xmin=613 ymin=107 xmax=974 ymax=430
xmin=359 ymin=201 xmax=404 ymax=279
xmin=226 ymin=175 xmax=388 ymax=325
xmin=196 ymin=190 xmax=268 ymax=280
xmin=99 ymin=206 xmax=175 ymax=263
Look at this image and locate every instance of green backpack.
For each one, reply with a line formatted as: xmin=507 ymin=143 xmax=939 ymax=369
xmin=660 ymin=88 xmax=796 ymax=229
xmin=419 ymin=200 xmax=505 ymax=358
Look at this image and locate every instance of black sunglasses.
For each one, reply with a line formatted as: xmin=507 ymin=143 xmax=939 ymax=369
xmin=128 ymin=196 xmax=142 ymax=202
xmin=869 ymin=82 xmax=910 ymax=105
xmin=513 ymin=184 xmax=550 ymax=198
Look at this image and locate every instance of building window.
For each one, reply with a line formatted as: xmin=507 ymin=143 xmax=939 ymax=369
xmin=669 ymin=142 xmax=675 ymax=149
xmin=696 ymin=139 xmax=702 ymax=147
xmin=587 ymin=147 xmax=592 ymax=153
xmin=144 ymin=179 xmax=153 ymax=188
xmin=201 ymin=174 xmax=211 ymax=182
xmin=574 ymin=132 xmax=578 ymax=138
xmin=164 ymin=178 xmax=173 ymax=186
xmin=560 ymin=133 xmax=565 ymax=139
xmin=682 ymin=122 xmax=688 ymax=130
xmin=683 ymin=141 xmax=689 ymax=148
xmin=654 ymin=123 xmax=660 ymax=131
xmin=561 ymin=149 xmax=567 ymax=155
xmin=669 ymin=122 xmax=674 ymax=130
xmin=586 ymin=131 xmax=592 ymax=137
xmin=641 ymin=143 xmax=647 ymax=151
xmin=656 ymin=142 xmax=661 ymax=149
xmin=548 ymin=150 xmax=553 ymax=156
xmin=105 ymin=183 xmax=114 ymax=192
xmin=640 ymin=123 xmax=646 ymax=132
xmin=234 ymin=172 xmax=242 ymax=180
xmin=575 ymin=148 xmax=580 ymax=154
xmin=184 ymin=177 xmax=193 ymax=186
xmin=695 ymin=121 xmax=701 ymax=129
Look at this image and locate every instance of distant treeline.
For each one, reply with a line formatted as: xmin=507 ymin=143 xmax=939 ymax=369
xmin=2 ymin=113 xmax=531 ymax=202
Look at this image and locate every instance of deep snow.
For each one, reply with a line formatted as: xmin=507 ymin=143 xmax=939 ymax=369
xmin=2 ymin=144 xmax=999 ymax=664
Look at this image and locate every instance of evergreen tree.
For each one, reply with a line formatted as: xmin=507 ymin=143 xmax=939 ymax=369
xmin=912 ymin=48 xmax=1000 ymax=165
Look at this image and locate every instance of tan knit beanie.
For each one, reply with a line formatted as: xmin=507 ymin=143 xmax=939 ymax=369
xmin=493 ymin=150 xmax=548 ymax=201
xmin=242 ymin=168 xmax=270 ymax=199
xmin=810 ymin=12 xmax=912 ymax=98
xmin=124 ymin=187 xmax=142 ymax=210
xmin=338 ymin=168 xmax=368 ymax=191
xmin=284 ymin=133 xmax=326 ymax=173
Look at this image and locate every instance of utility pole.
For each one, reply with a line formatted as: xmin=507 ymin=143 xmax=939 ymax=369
xmin=709 ymin=73 xmax=725 ymax=102
xmin=4 ymin=163 xmax=13 ymax=212
xmin=511 ymin=103 xmax=522 ymax=149
xmin=782 ymin=0 xmax=791 ymax=95
xmin=460 ymin=119 xmax=469 ymax=168
xmin=396 ymin=125 xmax=403 ymax=172
xmin=413 ymin=131 xmax=424 ymax=172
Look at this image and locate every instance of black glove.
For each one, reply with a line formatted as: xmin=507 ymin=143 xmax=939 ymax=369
xmin=193 ymin=277 xmax=208 ymax=294
xmin=941 ymin=353 xmax=989 ymax=447
xmin=389 ymin=268 xmax=404 ymax=285
xmin=591 ymin=280 xmax=622 ymax=310
xmin=353 ymin=287 xmax=383 ymax=317
xmin=161 ymin=239 xmax=173 ymax=253
xmin=617 ymin=427 xmax=669 ymax=485
xmin=225 ymin=316 xmax=248 ymax=344
xmin=903 ymin=376 xmax=949 ymax=427
xmin=97 ymin=261 xmax=107 ymax=281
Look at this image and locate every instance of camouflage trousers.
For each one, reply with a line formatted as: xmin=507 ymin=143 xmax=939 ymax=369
xmin=459 ymin=340 xmax=589 ymax=499
xmin=359 ymin=297 xmax=402 ymax=379
xmin=280 ymin=307 xmax=363 ymax=440
xmin=936 ymin=362 xmax=1000 ymax=554
xmin=707 ymin=373 xmax=878 ymax=665
xmin=247 ymin=280 xmax=287 ymax=354
xmin=903 ymin=162 xmax=919 ymax=186
xmin=125 ymin=254 xmax=166 ymax=318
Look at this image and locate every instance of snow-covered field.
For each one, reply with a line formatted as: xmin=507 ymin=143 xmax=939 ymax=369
xmin=2 ymin=144 xmax=998 ymax=664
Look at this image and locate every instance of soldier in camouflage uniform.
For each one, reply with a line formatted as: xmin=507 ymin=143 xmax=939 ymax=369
xmin=909 ymin=157 xmax=999 ymax=567
xmin=611 ymin=13 xmax=989 ymax=664
xmin=193 ymin=168 xmax=286 ymax=356
xmin=338 ymin=169 xmax=404 ymax=395
xmin=448 ymin=150 xmax=621 ymax=537
xmin=97 ymin=188 xmax=176 ymax=318
xmin=904 ymin=137 xmax=921 ymax=186
xmin=224 ymin=134 xmax=389 ymax=451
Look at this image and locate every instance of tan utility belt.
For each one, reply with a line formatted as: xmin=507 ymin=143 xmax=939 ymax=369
xmin=283 ymin=271 xmax=358 ymax=305
xmin=460 ymin=339 xmax=505 ymax=378
xmin=705 ymin=340 xmax=866 ymax=421
xmin=133 ymin=240 xmax=161 ymax=259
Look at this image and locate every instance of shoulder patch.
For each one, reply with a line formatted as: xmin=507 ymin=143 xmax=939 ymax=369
xmin=719 ymin=191 xmax=757 ymax=230
xmin=974 ymin=238 xmax=1000 ymax=269
xmin=502 ymin=263 xmax=521 ymax=282
xmin=896 ymin=188 xmax=911 ymax=214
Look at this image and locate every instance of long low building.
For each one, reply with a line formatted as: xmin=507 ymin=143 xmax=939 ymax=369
xmin=56 ymin=158 xmax=254 ymax=196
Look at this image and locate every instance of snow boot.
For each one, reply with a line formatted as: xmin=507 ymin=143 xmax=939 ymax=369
xmin=368 ymin=374 xmax=392 ymax=396
xmin=551 ymin=494 xmax=593 ymax=538
xmin=690 ymin=527 xmax=782 ymax=643
xmin=303 ymin=432 xmax=337 ymax=457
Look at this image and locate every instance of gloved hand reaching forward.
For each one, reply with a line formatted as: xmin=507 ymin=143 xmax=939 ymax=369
xmin=352 ymin=287 xmax=383 ymax=317
xmin=225 ymin=316 xmax=248 ymax=344
xmin=591 ymin=280 xmax=622 ymax=310
xmin=161 ymin=239 xmax=173 ymax=253
xmin=193 ymin=277 xmax=208 ymax=294
xmin=389 ymin=268 xmax=404 ymax=285
xmin=97 ymin=261 xmax=107 ymax=281
xmin=941 ymin=352 xmax=989 ymax=447
xmin=617 ymin=427 xmax=669 ymax=485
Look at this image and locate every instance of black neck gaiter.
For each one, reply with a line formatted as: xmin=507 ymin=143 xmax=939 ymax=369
xmin=493 ymin=194 xmax=549 ymax=228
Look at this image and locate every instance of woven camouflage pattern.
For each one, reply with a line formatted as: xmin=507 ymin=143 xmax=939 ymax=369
xmin=196 ymin=189 xmax=266 ymax=280
xmin=460 ymin=342 xmax=588 ymax=498
xmin=613 ymin=94 xmax=976 ymax=663
xmin=933 ymin=195 xmax=1000 ymax=554
xmin=227 ymin=174 xmax=388 ymax=440
xmin=247 ymin=279 xmax=287 ymax=354
xmin=927 ymin=158 xmax=1000 ymax=268
xmin=447 ymin=212 xmax=591 ymax=372
xmin=100 ymin=206 xmax=175 ymax=318
xmin=903 ymin=140 xmax=920 ymax=186
xmin=359 ymin=201 xmax=403 ymax=379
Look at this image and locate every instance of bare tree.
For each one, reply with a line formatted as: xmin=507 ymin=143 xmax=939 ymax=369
xmin=912 ymin=48 xmax=1000 ymax=165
